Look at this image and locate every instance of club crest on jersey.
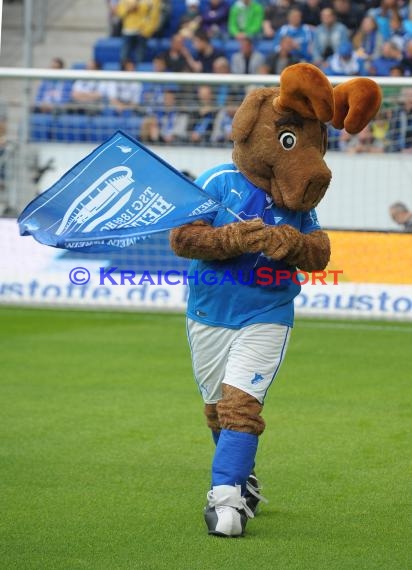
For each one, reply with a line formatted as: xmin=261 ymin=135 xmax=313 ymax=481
xmin=251 ymin=373 xmax=265 ymax=385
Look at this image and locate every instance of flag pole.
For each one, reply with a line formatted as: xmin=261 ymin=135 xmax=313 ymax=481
xmin=225 ymin=206 xmax=245 ymax=222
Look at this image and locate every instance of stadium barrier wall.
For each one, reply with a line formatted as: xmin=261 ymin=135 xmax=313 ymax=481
xmin=1 ymin=218 xmax=411 ymax=320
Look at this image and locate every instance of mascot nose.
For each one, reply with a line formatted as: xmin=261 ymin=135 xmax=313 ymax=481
xmin=303 ymin=170 xmax=331 ymax=209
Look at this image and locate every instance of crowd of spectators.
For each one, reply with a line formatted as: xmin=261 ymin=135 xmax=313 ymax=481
xmin=32 ymin=0 xmax=412 ymax=151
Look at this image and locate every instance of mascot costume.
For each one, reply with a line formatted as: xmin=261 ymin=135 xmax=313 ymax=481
xmin=169 ymin=63 xmax=381 ymax=537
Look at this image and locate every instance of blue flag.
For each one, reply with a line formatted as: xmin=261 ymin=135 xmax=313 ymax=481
xmin=18 ymin=131 xmax=222 ymax=252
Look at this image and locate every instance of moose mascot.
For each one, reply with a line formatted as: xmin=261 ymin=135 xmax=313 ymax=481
xmin=169 ymin=63 xmax=381 ymax=537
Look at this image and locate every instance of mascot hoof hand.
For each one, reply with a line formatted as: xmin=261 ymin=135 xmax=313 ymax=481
xmin=262 ymin=225 xmax=303 ymax=260
xmin=221 ymin=218 xmax=268 ymax=255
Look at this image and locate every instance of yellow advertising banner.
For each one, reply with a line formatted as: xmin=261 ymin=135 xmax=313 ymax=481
xmin=327 ymin=231 xmax=412 ymax=285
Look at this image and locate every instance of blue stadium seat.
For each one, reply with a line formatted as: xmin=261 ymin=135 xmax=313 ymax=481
xmin=71 ymin=62 xmax=87 ymax=70
xmin=146 ymin=38 xmax=167 ymax=61
xmin=94 ymin=37 xmax=169 ymax=66
xmin=88 ymin=114 xmax=129 ymax=143
xmin=120 ymin=115 xmax=143 ymax=139
xmin=29 ymin=113 xmax=53 ymax=141
xmin=102 ymin=61 xmax=121 ymax=71
xmin=158 ymin=37 xmax=171 ymax=52
xmin=94 ymin=37 xmax=122 ymax=66
xmin=257 ymin=40 xmax=274 ymax=57
xmin=220 ymin=39 xmax=240 ymax=59
xmin=51 ymin=113 xmax=90 ymax=142
xmin=137 ymin=62 xmax=154 ymax=71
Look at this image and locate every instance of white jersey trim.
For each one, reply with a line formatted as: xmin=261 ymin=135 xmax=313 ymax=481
xmin=202 ymin=168 xmax=240 ymax=190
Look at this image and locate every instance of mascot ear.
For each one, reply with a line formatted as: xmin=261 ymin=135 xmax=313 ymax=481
xmin=332 ymin=78 xmax=382 ymax=134
xmin=273 ymin=63 xmax=334 ymax=123
xmin=231 ymin=87 xmax=277 ymax=142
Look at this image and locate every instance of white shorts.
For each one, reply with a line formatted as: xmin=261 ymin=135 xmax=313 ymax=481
xmin=186 ymin=319 xmax=291 ymax=405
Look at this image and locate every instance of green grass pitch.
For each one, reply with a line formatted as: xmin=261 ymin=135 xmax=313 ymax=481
xmin=1 ymin=307 xmax=410 ymax=570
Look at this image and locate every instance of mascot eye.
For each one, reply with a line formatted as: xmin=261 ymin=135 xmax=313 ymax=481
xmin=279 ymin=131 xmax=297 ymax=150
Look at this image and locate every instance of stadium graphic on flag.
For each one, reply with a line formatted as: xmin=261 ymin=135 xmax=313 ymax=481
xmin=55 ymin=166 xmax=135 ymax=235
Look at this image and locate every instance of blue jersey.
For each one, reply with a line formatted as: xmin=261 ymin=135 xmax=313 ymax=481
xmin=186 ymin=164 xmax=321 ymax=329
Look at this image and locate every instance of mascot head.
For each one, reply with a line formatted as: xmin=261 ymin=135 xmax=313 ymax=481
xmin=231 ymin=63 xmax=382 ymax=212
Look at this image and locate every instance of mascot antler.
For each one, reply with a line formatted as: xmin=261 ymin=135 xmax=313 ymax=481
xmin=332 ymin=78 xmax=382 ymax=134
xmin=273 ymin=63 xmax=335 ymax=123
xmin=272 ymin=63 xmax=382 ymax=135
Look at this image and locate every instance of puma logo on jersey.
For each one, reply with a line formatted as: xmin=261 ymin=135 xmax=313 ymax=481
xmin=230 ymin=189 xmax=242 ymax=199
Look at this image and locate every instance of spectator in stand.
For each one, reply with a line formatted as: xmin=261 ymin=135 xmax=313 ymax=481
xmin=387 ymin=10 xmax=409 ymax=52
xmin=339 ymin=124 xmax=385 ymax=153
xmin=389 ymin=202 xmax=412 ymax=231
xmin=71 ymin=60 xmax=114 ymax=113
xmin=370 ymin=109 xmax=390 ymax=150
xmin=189 ymin=85 xmax=218 ymax=143
xmin=140 ymin=88 xmax=189 ymax=143
xmin=34 ymin=57 xmax=72 ymax=113
xmin=179 ymin=0 xmax=202 ymax=39
xmin=108 ymin=0 xmax=122 ymax=36
xmin=158 ymin=35 xmax=196 ymax=106
xmin=228 ymin=0 xmax=265 ymax=39
xmin=332 ymin=0 xmax=364 ymax=35
xmin=265 ymin=35 xmax=301 ymax=73
xmin=301 ymin=0 xmax=322 ymax=28
xmin=153 ymin=0 xmax=172 ymax=38
xmin=186 ymin=29 xmax=224 ymax=72
xmin=116 ymin=0 xmax=162 ymax=66
xmin=161 ymin=34 xmax=193 ymax=72
xmin=400 ymin=38 xmax=412 ymax=75
xmin=107 ymin=59 xmax=144 ymax=115
xmin=326 ymin=124 xmax=341 ymax=150
xmin=389 ymin=63 xmax=405 ymax=75
xmin=353 ymin=15 xmax=385 ymax=67
xmin=212 ymin=54 xmax=231 ymax=75
xmin=211 ymin=96 xmax=239 ymax=144
xmin=212 ymin=56 xmax=239 ymax=106
xmin=273 ymin=6 xmax=313 ymax=61
xmin=141 ymin=54 xmax=176 ymax=112
xmin=262 ymin=0 xmax=292 ymax=39
xmin=387 ymin=86 xmax=412 ymax=151
xmin=230 ymin=36 xmax=266 ymax=74
xmin=323 ymin=40 xmax=365 ymax=75
xmin=367 ymin=0 xmax=409 ymax=41
xmin=369 ymin=40 xmax=402 ymax=75
xmin=312 ymin=7 xmax=350 ymax=65
xmin=201 ymin=0 xmax=230 ymax=39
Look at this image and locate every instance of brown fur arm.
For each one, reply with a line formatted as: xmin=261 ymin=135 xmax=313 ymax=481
xmin=169 ymin=218 xmax=268 ymax=261
xmin=262 ymin=226 xmax=331 ymax=271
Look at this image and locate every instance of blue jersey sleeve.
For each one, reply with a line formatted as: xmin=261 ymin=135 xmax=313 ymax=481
xmin=301 ymin=209 xmax=322 ymax=234
xmin=193 ymin=166 xmax=229 ymax=224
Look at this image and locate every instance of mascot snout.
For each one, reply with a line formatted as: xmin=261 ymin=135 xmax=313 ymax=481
xmin=302 ymin=172 xmax=331 ymax=210
xmin=270 ymin=147 xmax=332 ymax=212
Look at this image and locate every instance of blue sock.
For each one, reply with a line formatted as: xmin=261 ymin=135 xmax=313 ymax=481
xmin=212 ymin=429 xmax=258 ymax=493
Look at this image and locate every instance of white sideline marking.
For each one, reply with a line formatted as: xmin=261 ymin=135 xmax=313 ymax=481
xmin=297 ymin=321 xmax=412 ymax=333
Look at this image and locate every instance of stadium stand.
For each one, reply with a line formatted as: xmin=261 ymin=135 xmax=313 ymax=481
xmin=3 ymin=0 xmax=412 ymax=149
